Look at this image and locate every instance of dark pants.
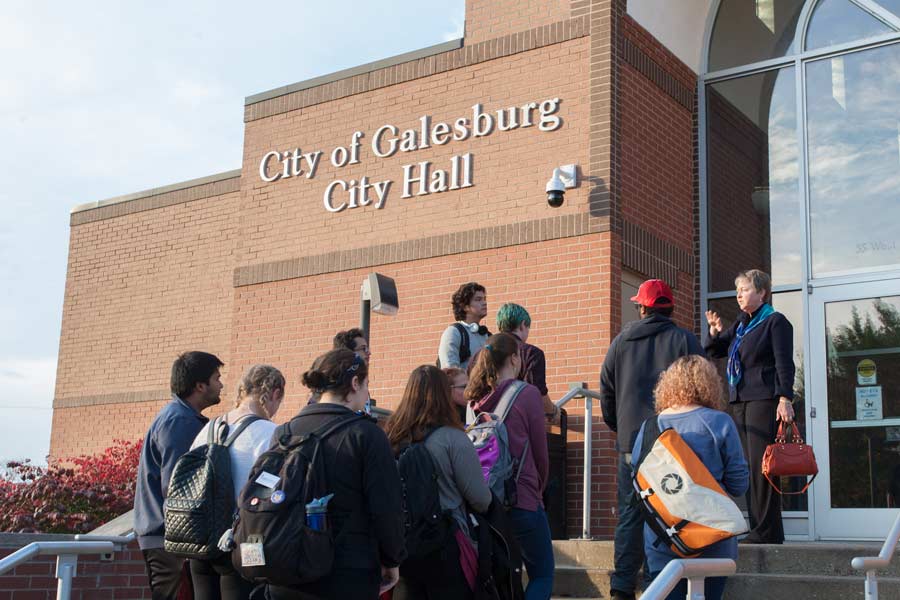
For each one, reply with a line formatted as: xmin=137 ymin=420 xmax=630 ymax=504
xmin=142 ymin=548 xmax=186 ymax=600
xmin=611 ymin=453 xmax=649 ymax=595
xmin=648 ymin=571 xmax=726 ymax=600
xmin=190 ymin=555 xmax=256 ymax=600
xmin=509 ymin=508 xmax=554 ymax=600
xmin=401 ymin=536 xmax=473 ymax=600
xmin=731 ymin=399 xmax=784 ymax=543
xmin=266 ymin=568 xmax=380 ymax=600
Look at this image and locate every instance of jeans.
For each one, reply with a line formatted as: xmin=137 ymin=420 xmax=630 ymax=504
xmin=648 ymin=571 xmax=727 ymax=600
xmin=611 ymin=453 xmax=649 ymax=594
xmin=509 ymin=507 xmax=554 ymax=600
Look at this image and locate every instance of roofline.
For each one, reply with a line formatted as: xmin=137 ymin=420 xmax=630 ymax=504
xmin=70 ymin=169 xmax=242 ymax=214
xmin=244 ymin=38 xmax=464 ymax=106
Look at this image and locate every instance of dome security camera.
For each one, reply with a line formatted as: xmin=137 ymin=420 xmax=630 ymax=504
xmin=546 ymin=170 xmax=566 ymax=207
xmin=546 ymin=165 xmax=576 ymax=208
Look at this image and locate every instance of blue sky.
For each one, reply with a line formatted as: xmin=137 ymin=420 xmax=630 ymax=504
xmin=0 ymin=0 xmax=464 ymax=464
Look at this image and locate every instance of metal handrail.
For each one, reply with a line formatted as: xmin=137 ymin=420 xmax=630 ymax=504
xmin=0 ymin=540 xmax=115 ymax=599
xmin=73 ymin=531 xmax=136 ymax=548
xmin=640 ymin=558 xmax=736 ymax=600
xmin=851 ymin=510 xmax=900 ymax=600
xmin=556 ymin=386 xmax=604 ymax=539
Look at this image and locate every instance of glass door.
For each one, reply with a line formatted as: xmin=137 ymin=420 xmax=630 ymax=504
xmin=809 ymin=279 xmax=900 ymax=539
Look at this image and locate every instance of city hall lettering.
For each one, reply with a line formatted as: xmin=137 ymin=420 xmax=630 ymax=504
xmin=257 ymin=97 xmax=563 ymax=213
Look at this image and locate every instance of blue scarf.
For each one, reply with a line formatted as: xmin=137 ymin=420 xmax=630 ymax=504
xmin=726 ymin=303 xmax=775 ymax=388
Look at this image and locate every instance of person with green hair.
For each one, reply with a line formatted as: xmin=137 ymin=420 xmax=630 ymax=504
xmin=495 ymin=302 xmax=559 ymax=422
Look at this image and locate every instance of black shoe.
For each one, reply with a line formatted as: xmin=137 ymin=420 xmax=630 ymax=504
xmin=610 ymin=590 xmax=636 ymax=600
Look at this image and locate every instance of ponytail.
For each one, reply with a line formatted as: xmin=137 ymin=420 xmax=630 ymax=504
xmin=464 ymin=333 xmax=519 ymax=402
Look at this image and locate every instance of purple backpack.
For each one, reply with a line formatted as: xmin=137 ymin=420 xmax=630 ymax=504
xmin=466 ymin=381 xmax=529 ymax=507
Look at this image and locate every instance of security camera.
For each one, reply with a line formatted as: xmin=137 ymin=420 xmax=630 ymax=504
xmin=545 ymin=165 xmax=577 ymax=208
xmin=546 ymin=172 xmax=565 ymax=207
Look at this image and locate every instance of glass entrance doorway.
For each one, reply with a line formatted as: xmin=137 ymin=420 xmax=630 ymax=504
xmin=809 ymin=281 xmax=900 ymax=539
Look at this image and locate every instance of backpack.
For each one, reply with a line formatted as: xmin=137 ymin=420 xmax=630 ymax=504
xmin=472 ymin=500 xmax=525 ymax=600
xmin=231 ymin=413 xmax=366 ymax=587
xmin=164 ymin=415 xmax=261 ymax=559
xmin=632 ymin=417 xmax=748 ymax=557
xmin=396 ymin=428 xmax=452 ymax=562
xmin=436 ymin=323 xmax=471 ymax=368
xmin=466 ymin=380 xmax=528 ymax=508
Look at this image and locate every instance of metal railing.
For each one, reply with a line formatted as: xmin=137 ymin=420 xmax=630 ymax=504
xmin=851 ymin=510 xmax=900 ymax=600
xmin=0 ymin=540 xmax=116 ymax=599
xmin=640 ymin=558 xmax=736 ymax=600
xmin=555 ymin=385 xmax=604 ymax=539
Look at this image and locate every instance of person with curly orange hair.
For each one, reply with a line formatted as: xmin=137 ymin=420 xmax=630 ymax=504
xmin=632 ymin=356 xmax=749 ymax=600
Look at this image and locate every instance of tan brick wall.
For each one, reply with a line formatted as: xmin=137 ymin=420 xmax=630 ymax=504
xmin=464 ymin=0 xmax=573 ymax=44
xmin=50 ymin=400 xmax=167 ymax=459
xmin=238 ymin=38 xmax=591 ymax=269
xmin=228 ymin=233 xmax=618 ymax=538
xmin=51 ymin=186 xmax=241 ymax=458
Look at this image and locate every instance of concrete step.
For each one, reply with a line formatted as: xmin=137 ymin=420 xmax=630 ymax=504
xmin=550 ymin=565 xmax=613 ymax=598
xmin=735 ymin=542 xmax=895 ymax=577
xmin=725 ymin=573 xmax=900 ymax=599
xmin=553 ymin=539 xmax=615 ymax=569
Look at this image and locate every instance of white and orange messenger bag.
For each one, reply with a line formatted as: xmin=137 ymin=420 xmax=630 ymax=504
xmin=632 ymin=417 xmax=747 ymax=557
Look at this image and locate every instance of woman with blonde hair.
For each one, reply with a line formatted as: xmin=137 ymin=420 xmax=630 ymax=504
xmin=632 ymin=356 xmax=749 ymax=600
xmin=189 ymin=364 xmax=286 ymax=600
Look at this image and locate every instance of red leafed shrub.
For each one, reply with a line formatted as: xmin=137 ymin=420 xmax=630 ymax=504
xmin=0 ymin=439 xmax=142 ymax=534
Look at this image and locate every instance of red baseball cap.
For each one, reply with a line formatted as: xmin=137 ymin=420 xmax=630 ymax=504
xmin=631 ymin=279 xmax=674 ymax=308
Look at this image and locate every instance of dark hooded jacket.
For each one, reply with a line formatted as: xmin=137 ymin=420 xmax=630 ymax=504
xmin=268 ymin=403 xmax=406 ymax=573
xmin=600 ymin=314 xmax=703 ymax=452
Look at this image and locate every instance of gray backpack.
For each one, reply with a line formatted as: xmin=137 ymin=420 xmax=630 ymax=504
xmin=467 ymin=380 xmax=529 ymax=508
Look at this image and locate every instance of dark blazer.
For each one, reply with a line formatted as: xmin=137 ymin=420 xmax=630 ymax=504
xmin=705 ymin=309 xmax=795 ymax=404
xmin=270 ymin=403 xmax=406 ymax=572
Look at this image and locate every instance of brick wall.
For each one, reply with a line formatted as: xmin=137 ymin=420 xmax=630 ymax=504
xmin=228 ymin=233 xmax=618 ymax=538
xmin=617 ymin=15 xmax=699 ymax=329
xmin=51 ymin=180 xmax=241 ymax=459
xmin=0 ymin=538 xmax=149 ymax=599
xmin=464 ymin=0 xmax=572 ymax=44
xmin=238 ymin=37 xmax=591 ymax=269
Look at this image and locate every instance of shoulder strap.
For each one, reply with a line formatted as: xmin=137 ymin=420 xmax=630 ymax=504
xmin=495 ymin=380 xmax=527 ymax=423
xmin=316 ymin=413 xmax=368 ymax=441
xmin=453 ymin=323 xmax=471 ymax=362
xmin=633 ymin=416 xmax=662 ymax=471
xmin=223 ymin=415 xmax=264 ymax=447
xmin=208 ymin=416 xmax=227 ymax=445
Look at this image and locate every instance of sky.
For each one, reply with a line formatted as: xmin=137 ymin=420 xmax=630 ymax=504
xmin=0 ymin=0 xmax=464 ymax=465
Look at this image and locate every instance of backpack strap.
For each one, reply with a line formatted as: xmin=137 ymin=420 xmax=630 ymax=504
xmin=223 ymin=415 xmax=264 ymax=447
xmin=453 ymin=323 xmax=471 ymax=363
xmin=208 ymin=416 xmax=228 ymax=445
xmin=494 ymin=380 xmax=527 ymax=423
xmin=633 ymin=416 xmax=662 ymax=472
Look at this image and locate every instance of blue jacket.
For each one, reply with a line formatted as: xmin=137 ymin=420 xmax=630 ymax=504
xmin=633 ymin=407 xmax=749 ymax=572
xmin=133 ymin=395 xmax=209 ymax=549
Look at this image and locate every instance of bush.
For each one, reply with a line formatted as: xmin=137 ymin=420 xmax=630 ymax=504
xmin=0 ymin=439 xmax=142 ymax=534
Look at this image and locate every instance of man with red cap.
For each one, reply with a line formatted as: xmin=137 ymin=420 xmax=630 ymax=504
xmin=600 ymin=279 xmax=703 ymax=600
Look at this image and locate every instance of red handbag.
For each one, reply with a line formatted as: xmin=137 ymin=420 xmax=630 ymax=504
xmin=761 ymin=420 xmax=818 ymax=495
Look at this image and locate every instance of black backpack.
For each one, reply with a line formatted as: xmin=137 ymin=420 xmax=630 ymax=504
xmin=436 ymin=323 xmax=471 ymax=368
xmin=164 ymin=415 xmax=261 ymax=559
xmin=396 ymin=428 xmax=452 ymax=561
xmin=231 ymin=413 xmax=366 ymax=587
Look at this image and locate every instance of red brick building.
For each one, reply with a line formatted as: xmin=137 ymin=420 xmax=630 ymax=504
xmin=53 ymin=0 xmax=900 ymax=541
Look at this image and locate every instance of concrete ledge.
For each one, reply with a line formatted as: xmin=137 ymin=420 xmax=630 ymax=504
xmin=234 ymin=213 xmax=610 ymax=287
xmin=54 ymin=389 xmax=169 ymax=410
xmin=245 ymin=39 xmax=463 ymax=106
xmin=70 ymin=169 xmax=241 ymax=225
